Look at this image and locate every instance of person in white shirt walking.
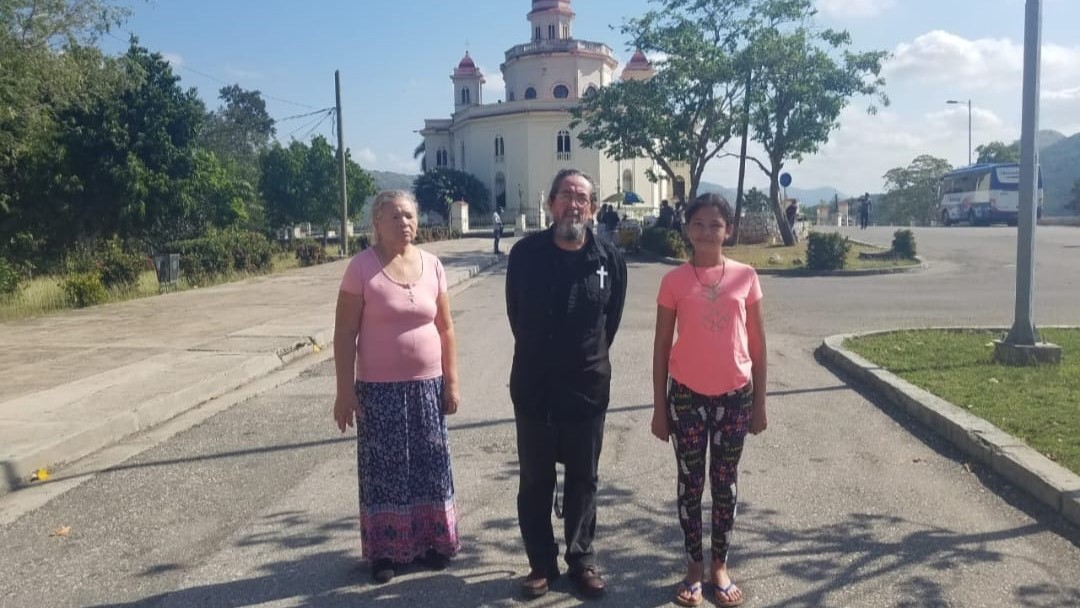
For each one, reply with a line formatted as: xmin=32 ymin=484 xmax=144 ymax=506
xmin=493 ymin=207 xmax=505 ymax=254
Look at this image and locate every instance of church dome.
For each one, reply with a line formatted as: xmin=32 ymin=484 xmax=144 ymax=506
xmin=458 ymin=53 xmax=476 ymax=69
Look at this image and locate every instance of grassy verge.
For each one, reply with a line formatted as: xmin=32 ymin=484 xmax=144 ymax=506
xmin=0 ymin=252 xmax=302 ymax=322
xmin=722 ymin=241 xmax=919 ymax=271
xmin=844 ymin=328 xmax=1079 ymax=476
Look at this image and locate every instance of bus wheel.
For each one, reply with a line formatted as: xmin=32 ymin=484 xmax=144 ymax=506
xmin=942 ymin=211 xmax=953 ymax=227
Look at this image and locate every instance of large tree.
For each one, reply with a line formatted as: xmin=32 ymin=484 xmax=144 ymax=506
xmin=573 ymin=1 xmax=751 ymax=202
xmin=746 ymin=17 xmax=888 ymax=245
xmin=975 ymin=140 xmax=1020 ymax=164
xmin=879 ymin=155 xmax=952 ymax=226
xmin=258 ymin=135 xmax=374 ymax=237
xmin=413 ymin=168 xmax=491 ymax=219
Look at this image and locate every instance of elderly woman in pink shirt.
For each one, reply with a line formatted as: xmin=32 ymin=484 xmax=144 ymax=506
xmin=651 ymin=193 xmax=768 ymax=608
xmin=333 ymin=190 xmax=461 ymax=584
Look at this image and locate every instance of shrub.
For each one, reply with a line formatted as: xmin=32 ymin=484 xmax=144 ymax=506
xmin=414 ymin=226 xmax=462 ymax=244
xmin=223 ymin=230 xmax=274 ymax=273
xmin=167 ymin=229 xmax=274 ymax=283
xmin=891 ymin=229 xmax=917 ymax=259
xmin=639 ymin=227 xmax=688 ymax=259
xmin=806 ymin=232 xmax=851 ymax=271
xmin=63 ymin=272 xmax=108 ymax=308
xmin=97 ymin=238 xmax=147 ymax=289
xmin=294 ymin=239 xmax=327 ymax=266
xmin=0 ymin=256 xmax=23 ymax=297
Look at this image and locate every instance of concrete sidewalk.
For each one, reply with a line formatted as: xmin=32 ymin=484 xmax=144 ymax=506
xmin=0 ymin=237 xmax=509 ymax=495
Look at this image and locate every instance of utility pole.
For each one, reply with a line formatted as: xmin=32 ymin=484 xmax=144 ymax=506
xmin=732 ymin=70 xmax=752 ymax=245
xmin=335 ymin=70 xmax=348 ymax=258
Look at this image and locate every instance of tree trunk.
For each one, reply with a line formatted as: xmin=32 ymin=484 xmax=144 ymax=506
xmin=769 ymin=172 xmax=796 ymax=246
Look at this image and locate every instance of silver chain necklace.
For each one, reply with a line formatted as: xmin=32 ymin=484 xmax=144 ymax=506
xmin=692 ymin=256 xmax=726 ymax=301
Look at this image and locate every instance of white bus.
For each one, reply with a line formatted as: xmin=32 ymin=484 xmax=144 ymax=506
xmin=938 ymin=163 xmax=1044 ymax=227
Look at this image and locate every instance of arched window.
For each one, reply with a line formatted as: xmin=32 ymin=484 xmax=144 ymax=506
xmin=494 ymin=136 xmax=505 ymax=162
xmin=534 ymin=26 xmax=541 ymax=41
xmin=508 ymin=91 xmax=515 ymax=101
xmin=553 ymin=85 xmax=569 ymax=99
xmin=584 ymin=85 xmax=598 ymax=97
xmin=548 ymin=24 xmax=556 ymax=39
xmin=524 ymin=87 xmax=537 ymax=100
xmin=436 ymin=148 xmax=448 ymax=168
xmin=556 ymin=129 xmax=572 ymax=161
xmin=461 ymin=87 xmax=471 ymax=105
xmin=622 ymin=169 xmax=634 ymax=194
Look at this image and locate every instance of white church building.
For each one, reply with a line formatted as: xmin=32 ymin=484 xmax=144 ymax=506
xmin=419 ymin=0 xmax=689 ymax=227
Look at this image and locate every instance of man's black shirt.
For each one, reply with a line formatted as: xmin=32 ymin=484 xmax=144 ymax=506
xmin=505 ymin=227 xmax=628 ymax=420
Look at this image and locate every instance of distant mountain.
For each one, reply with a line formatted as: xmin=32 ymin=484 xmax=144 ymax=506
xmin=699 ymin=181 xmax=846 ymax=207
xmin=1039 ymin=130 xmax=1067 ymax=150
xmin=1040 ymin=133 xmax=1080 ymax=215
xmin=369 ymin=169 xmax=416 ymax=192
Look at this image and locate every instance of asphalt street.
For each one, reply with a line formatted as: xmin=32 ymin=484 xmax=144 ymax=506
xmin=1 ymin=226 xmax=1078 ymax=608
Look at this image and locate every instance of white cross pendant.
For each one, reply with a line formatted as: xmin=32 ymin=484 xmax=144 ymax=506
xmin=596 ymin=266 xmax=608 ymax=289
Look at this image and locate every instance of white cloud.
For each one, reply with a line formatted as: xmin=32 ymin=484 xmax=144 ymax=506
xmin=355 ymin=147 xmax=378 ymax=165
xmin=886 ymin=30 xmax=1080 ymax=91
xmin=478 ymin=64 xmax=505 ymax=102
xmin=161 ymin=52 xmax=184 ymax=67
xmin=816 ymin=0 xmax=895 ymax=19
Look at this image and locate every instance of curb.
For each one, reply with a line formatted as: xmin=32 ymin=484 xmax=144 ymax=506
xmin=817 ymin=330 xmax=1080 ymax=528
xmin=634 ymin=251 xmax=925 ymax=276
xmin=0 ymin=254 xmax=502 ymax=497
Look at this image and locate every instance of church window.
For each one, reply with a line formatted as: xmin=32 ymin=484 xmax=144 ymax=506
xmin=584 ymin=85 xmax=598 ymax=97
xmin=494 ymin=136 xmax=505 ymax=162
xmin=508 ymin=91 xmax=515 ymax=101
xmin=524 ymin=87 xmax=537 ymax=100
xmin=461 ymin=87 xmax=471 ymax=105
xmin=460 ymin=142 xmax=466 ymax=170
xmin=556 ymin=129 xmax=572 ymax=161
xmin=495 ymin=172 xmax=507 ymax=209
xmin=553 ymin=85 xmax=569 ymax=99
xmin=548 ymin=24 xmax=556 ymax=39
xmin=436 ymin=148 xmax=448 ymax=168
xmin=622 ymin=169 xmax=634 ymax=194
xmin=534 ymin=27 xmax=541 ymax=41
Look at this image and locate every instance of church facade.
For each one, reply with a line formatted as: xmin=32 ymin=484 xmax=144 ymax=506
xmin=419 ymin=0 xmax=688 ymax=226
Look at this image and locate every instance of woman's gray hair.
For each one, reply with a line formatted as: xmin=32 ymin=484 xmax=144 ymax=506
xmin=369 ymin=190 xmax=419 ymax=243
xmin=371 ymin=190 xmax=418 ymax=223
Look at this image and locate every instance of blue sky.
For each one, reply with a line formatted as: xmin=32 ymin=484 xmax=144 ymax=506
xmin=101 ymin=0 xmax=1080 ymax=198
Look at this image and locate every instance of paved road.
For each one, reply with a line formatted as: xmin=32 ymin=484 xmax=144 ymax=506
xmin=1 ymin=227 xmax=1078 ymax=607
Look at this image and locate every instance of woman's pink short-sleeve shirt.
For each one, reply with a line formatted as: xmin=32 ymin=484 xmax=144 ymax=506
xmin=339 ymin=248 xmax=447 ymax=383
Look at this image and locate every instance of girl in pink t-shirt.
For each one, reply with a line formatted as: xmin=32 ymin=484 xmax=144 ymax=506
xmin=652 ymin=193 xmax=768 ymax=608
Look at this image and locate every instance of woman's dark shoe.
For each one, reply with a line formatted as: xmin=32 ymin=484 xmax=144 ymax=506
xmin=371 ymin=559 xmax=396 ymax=584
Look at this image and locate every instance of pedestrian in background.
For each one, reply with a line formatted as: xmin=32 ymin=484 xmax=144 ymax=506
xmin=493 ymin=206 xmax=504 ymax=254
xmin=333 ymin=189 xmax=461 ymax=584
xmin=652 ymin=193 xmax=768 ymax=608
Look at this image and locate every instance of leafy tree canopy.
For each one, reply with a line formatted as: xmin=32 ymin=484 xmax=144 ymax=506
xmin=413 ymin=168 xmax=491 ymax=219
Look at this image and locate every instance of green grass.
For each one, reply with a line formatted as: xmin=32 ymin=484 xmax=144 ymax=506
xmin=845 ymin=328 xmax=1080 ymax=475
xmin=0 ymin=252 xmax=300 ymax=322
xmin=723 ymin=241 xmax=919 ymax=271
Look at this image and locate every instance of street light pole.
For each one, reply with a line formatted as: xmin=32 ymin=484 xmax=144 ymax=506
xmin=946 ymin=99 xmax=972 ymax=165
xmin=995 ymin=0 xmax=1061 ymax=365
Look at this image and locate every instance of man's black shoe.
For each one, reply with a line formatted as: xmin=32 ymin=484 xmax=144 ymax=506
xmin=570 ymin=566 xmax=606 ymax=599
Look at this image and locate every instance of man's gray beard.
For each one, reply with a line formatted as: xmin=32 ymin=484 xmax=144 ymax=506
xmin=554 ymin=219 xmax=586 ymax=242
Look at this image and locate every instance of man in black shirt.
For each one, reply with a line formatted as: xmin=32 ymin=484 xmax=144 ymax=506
xmin=506 ymin=169 xmax=628 ymax=599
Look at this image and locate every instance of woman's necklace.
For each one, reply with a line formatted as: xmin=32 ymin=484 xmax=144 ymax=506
xmin=692 ymin=255 xmax=726 ymax=301
xmin=376 ymin=246 xmax=422 ymax=306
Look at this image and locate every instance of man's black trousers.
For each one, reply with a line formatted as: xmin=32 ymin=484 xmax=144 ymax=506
xmin=515 ymin=412 xmax=606 ymax=574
